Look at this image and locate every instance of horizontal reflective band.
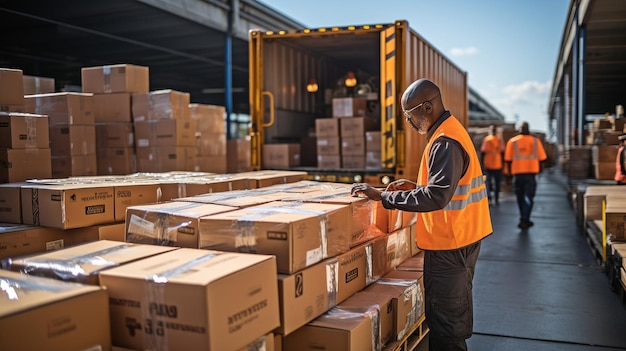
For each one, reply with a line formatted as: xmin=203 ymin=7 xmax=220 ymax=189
xmin=512 ymin=138 xmax=538 ymax=160
xmin=445 ymin=187 xmax=488 ymax=211
xmin=452 ymin=175 xmax=485 ymax=197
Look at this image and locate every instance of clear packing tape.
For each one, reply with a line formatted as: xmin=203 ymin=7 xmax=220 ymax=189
xmin=375 ymin=278 xmax=423 ymax=340
xmin=315 ymin=305 xmax=382 ymax=351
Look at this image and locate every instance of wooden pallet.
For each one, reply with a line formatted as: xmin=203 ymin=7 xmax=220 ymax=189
xmin=586 ymin=220 xmax=606 ymax=268
xmin=384 ymin=314 xmax=429 ymax=351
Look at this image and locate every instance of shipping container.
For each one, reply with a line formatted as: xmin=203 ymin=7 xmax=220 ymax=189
xmin=249 ymin=20 xmax=467 ymax=185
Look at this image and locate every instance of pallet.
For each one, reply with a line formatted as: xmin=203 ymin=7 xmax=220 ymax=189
xmin=586 ymin=220 xmax=606 ymax=268
xmin=383 ymin=314 xmax=429 ymax=351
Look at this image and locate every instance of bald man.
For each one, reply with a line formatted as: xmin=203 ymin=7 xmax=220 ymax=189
xmin=352 ymin=78 xmax=492 ymax=351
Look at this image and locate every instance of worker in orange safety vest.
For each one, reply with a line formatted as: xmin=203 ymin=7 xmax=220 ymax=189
xmin=504 ymin=121 xmax=547 ymax=230
xmin=615 ymin=134 xmax=626 ymax=184
xmin=480 ymin=125 xmax=505 ymax=205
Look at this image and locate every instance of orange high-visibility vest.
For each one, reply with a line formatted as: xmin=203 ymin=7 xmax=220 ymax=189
xmin=504 ymin=134 xmax=547 ymax=175
xmin=415 ymin=116 xmax=493 ymax=250
xmin=615 ymin=145 xmax=626 ymax=183
xmin=480 ymin=135 xmax=504 ymax=170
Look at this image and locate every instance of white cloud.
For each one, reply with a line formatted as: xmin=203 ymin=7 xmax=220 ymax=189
xmin=450 ymin=46 xmax=479 ymax=57
xmin=486 ymin=80 xmax=553 ymax=133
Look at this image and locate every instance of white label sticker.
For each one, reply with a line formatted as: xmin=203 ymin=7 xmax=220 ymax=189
xmin=137 ymin=139 xmax=149 ymax=147
xmin=306 ymin=247 xmax=323 ymax=266
xmin=128 ymin=214 xmax=155 ymax=238
xmin=46 ymin=239 xmax=64 ymax=251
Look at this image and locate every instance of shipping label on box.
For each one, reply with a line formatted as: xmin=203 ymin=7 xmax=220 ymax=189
xmin=316 ymin=137 xmax=340 ymax=155
xmin=332 ymin=97 xmax=367 ymax=118
xmin=0 ymin=224 xmax=67 ymax=260
xmin=99 ymin=248 xmax=280 ymax=351
xmin=0 ymin=270 xmax=111 ymax=351
xmin=0 ymin=112 xmax=50 ymax=149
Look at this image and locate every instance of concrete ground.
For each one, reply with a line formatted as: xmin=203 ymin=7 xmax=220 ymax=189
xmin=418 ymin=168 xmax=626 ymax=350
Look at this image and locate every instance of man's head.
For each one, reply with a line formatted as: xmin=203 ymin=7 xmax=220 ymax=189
xmin=401 ymin=78 xmax=444 ymax=134
xmin=489 ymin=125 xmax=496 ymax=135
xmin=519 ymin=121 xmax=530 ymax=135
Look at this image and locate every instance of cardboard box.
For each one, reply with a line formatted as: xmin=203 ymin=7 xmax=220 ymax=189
xmin=24 ymin=92 xmax=95 ymax=126
xmin=99 ymin=248 xmax=280 ymax=351
xmin=0 ymin=182 xmax=24 ymax=223
xmin=237 ymin=333 xmax=275 ymax=351
xmin=49 ymin=125 xmax=96 ymax=156
xmin=96 ymin=122 xmax=134 ymax=148
xmin=315 ymin=118 xmax=340 ymax=137
xmin=263 ymin=144 xmax=301 ymax=169
xmin=176 ymin=188 xmax=286 ymax=208
xmin=283 ymin=305 xmax=376 ymax=351
xmin=0 ymin=68 xmax=24 ymax=106
xmin=112 ymin=182 xmax=164 ymax=222
xmin=190 ymin=103 xmax=225 ymax=134
xmin=317 ymin=136 xmax=340 ymax=155
xmin=332 ymin=97 xmax=367 ymax=118
xmin=604 ymin=194 xmax=626 ymax=240
xmin=341 ymin=136 xmax=365 ymax=156
xmin=68 ymin=222 xmax=127 ymax=244
xmin=317 ymin=154 xmax=341 ymax=169
xmin=21 ymin=183 xmax=115 ymax=229
xmin=276 ymin=243 xmax=370 ymax=335
xmin=338 ymin=291 xmax=394 ymax=345
xmin=134 ymin=119 xmax=197 ymax=147
xmin=51 ymin=154 xmax=98 ymax=178
xmin=132 ymin=89 xmax=191 ymax=121
xmin=388 ymin=208 xmax=417 ymax=233
xmin=0 ymin=112 xmax=50 ymax=149
xmin=340 ymin=117 xmax=377 ymax=137
xmin=366 ymin=151 xmax=382 ymax=169
xmin=300 ymin=135 xmax=317 ymax=167
xmin=0 ymin=224 xmax=68 ymax=260
xmin=168 ymin=175 xmax=249 ymax=198
xmin=366 ymin=131 xmax=381 ymax=152
xmin=0 ymin=270 xmax=111 ymax=351
xmin=227 ymin=138 xmax=251 ymax=173
xmin=198 ymin=133 xmax=226 ymax=156
xmin=199 ymin=201 xmax=351 ymax=274
xmin=126 ymin=201 xmax=236 ymax=247
xmin=342 ymin=155 xmax=365 ymax=169
xmin=232 ymin=170 xmax=308 ymax=189
xmin=136 ymin=146 xmax=196 ymax=173
xmin=6 ymin=240 xmax=177 ymax=285
xmin=23 ymin=75 xmax=55 ymax=95
xmin=81 ymin=64 xmax=149 ymax=94
xmin=195 ymin=155 xmax=228 ymax=174
xmin=93 ymin=92 xmax=133 ymax=122
xmin=97 ymin=147 xmax=135 ymax=176
xmin=396 ymin=250 xmax=425 ymax=272
xmin=364 ymin=271 xmax=423 ymax=341
xmin=0 ymin=148 xmax=52 ymax=183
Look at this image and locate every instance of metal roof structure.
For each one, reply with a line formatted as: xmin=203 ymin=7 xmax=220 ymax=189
xmin=549 ymin=0 xmax=626 ymax=146
xmin=0 ymin=0 xmax=305 ymax=114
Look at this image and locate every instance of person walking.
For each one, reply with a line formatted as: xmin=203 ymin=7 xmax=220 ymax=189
xmin=504 ymin=121 xmax=547 ymax=229
xmin=351 ymin=78 xmax=492 ymax=351
xmin=480 ymin=125 xmax=505 ymax=205
xmin=615 ymin=134 xmax=626 ymax=185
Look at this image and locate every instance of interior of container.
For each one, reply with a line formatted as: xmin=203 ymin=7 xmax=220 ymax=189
xmin=261 ymin=30 xmax=383 ymax=147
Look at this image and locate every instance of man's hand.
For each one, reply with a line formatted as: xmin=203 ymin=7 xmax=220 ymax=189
xmin=351 ymin=183 xmax=382 ymax=201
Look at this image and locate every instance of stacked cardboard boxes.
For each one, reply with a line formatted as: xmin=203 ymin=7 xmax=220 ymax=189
xmin=0 ymin=69 xmax=52 ymax=183
xmin=316 ymin=118 xmax=341 ymax=169
xmin=340 ymin=116 xmax=376 ymax=169
xmin=24 ymin=92 xmax=97 ymax=177
xmin=82 ymin=64 xmax=149 ymax=176
xmin=132 ymin=89 xmax=196 ymax=172
xmin=190 ymin=103 xmax=227 ymax=173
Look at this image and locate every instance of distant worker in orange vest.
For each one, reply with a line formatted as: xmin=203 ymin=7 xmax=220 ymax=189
xmin=615 ymin=134 xmax=626 ymax=184
xmin=480 ymin=125 xmax=505 ymax=205
xmin=351 ymin=78 xmax=492 ymax=351
xmin=504 ymin=121 xmax=547 ymax=229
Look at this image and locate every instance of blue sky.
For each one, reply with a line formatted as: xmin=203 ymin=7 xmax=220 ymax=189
xmin=258 ymin=0 xmax=570 ymax=133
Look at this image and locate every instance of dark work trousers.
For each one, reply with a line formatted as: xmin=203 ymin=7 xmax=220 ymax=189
xmin=484 ymin=169 xmax=503 ymax=201
xmin=513 ymin=173 xmax=537 ymax=222
xmin=425 ymin=241 xmax=481 ymax=351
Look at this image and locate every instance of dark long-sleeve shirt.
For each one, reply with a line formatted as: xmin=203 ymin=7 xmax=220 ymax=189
xmin=380 ymin=112 xmax=470 ymax=212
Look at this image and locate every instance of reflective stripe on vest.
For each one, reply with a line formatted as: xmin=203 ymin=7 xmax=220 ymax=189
xmin=445 ymin=175 xmax=489 ymax=211
xmin=512 ymin=138 xmax=538 ymax=160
